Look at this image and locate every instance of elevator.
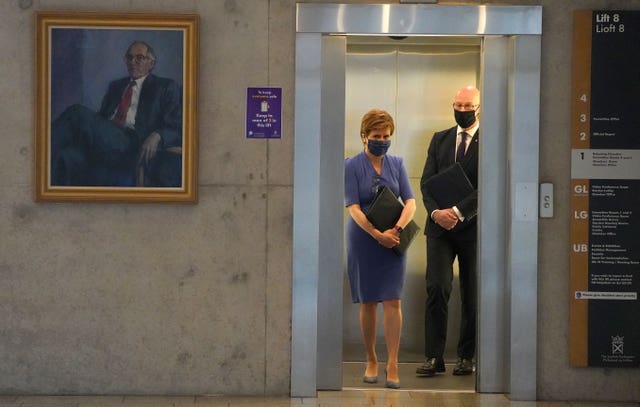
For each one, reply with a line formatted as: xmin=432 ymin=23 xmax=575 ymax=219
xmin=292 ymin=3 xmax=542 ymax=400
xmin=342 ymin=36 xmax=481 ymax=391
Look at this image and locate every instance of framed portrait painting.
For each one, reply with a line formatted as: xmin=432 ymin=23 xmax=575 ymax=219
xmin=34 ymin=12 xmax=198 ymax=202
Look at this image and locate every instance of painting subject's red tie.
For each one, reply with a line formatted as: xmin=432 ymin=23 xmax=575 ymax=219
xmin=113 ymin=81 xmax=135 ymax=126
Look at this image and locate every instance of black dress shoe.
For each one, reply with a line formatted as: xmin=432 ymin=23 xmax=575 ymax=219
xmin=415 ymin=357 xmax=445 ymax=377
xmin=452 ymin=358 xmax=474 ymax=375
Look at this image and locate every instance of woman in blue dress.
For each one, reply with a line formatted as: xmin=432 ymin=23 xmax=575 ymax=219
xmin=345 ymin=108 xmax=416 ymax=389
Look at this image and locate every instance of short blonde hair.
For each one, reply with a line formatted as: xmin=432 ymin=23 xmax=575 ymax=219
xmin=360 ymin=108 xmax=395 ymax=137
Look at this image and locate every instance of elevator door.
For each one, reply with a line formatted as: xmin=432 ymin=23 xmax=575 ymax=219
xmin=342 ymin=37 xmax=481 ymax=366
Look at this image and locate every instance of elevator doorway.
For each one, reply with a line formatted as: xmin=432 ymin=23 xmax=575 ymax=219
xmin=292 ymin=3 xmax=542 ymax=399
xmin=342 ymin=36 xmax=481 ymax=391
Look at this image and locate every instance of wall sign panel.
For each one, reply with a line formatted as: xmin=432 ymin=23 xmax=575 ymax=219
xmin=569 ymin=10 xmax=639 ymax=367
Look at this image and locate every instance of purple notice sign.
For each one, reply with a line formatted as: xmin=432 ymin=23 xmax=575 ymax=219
xmin=246 ymin=87 xmax=282 ymax=139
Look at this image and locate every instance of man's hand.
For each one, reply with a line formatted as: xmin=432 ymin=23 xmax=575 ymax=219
xmin=138 ymin=132 xmax=162 ymax=166
xmin=433 ymin=208 xmax=459 ymax=230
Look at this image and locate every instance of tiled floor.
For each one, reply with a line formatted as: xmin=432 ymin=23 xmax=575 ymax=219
xmin=0 ymin=393 xmax=638 ymax=407
xmin=1 ymin=363 xmax=636 ymax=407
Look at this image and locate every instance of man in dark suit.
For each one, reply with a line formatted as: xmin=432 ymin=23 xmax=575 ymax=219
xmin=416 ymin=85 xmax=480 ymax=377
xmin=51 ymin=40 xmax=182 ymax=187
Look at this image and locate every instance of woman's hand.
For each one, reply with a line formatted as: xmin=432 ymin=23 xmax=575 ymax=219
xmin=377 ymin=228 xmax=400 ymax=248
xmin=346 ymin=204 xmax=401 ymax=248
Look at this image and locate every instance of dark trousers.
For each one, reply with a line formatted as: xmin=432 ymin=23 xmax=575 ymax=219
xmin=51 ymin=104 xmax=137 ymax=186
xmin=424 ymin=233 xmax=477 ymax=361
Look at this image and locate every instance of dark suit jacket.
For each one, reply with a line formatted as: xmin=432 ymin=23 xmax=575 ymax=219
xmin=420 ymin=125 xmax=479 ymax=240
xmin=98 ymin=73 xmax=182 ymax=149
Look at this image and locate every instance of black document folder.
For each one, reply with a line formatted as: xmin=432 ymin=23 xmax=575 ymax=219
xmin=365 ymin=186 xmax=420 ymax=256
xmin=423 ymin=162 xmax=474 ymax=209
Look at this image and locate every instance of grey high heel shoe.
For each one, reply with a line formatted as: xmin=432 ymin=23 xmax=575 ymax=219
xmin=384 ymin=370 xmax=400 ymax=389
xmin=363 ymin=374 xmax=378 ymax=384
xmin=363 ymin=362 xmax=378 ymax=383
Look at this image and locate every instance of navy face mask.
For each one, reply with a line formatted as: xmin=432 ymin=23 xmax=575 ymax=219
xmin=367 ymin=139 xmax=391 ymax=156
xmin=454 ymin=109 xmax=477 ymax=129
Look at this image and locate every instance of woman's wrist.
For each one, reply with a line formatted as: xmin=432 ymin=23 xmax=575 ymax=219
xmin=371 ymin=228 xmax=383 ymax=241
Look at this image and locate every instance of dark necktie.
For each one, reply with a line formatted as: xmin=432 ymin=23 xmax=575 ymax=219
xmin=456 ymin=132 xmax=468 ymax=162
xmin=113 ymin=81 xmax=135 ymax=126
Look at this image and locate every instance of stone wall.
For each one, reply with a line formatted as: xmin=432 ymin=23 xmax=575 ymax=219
xmin=0 ymin=0 xmax=638 ymax=400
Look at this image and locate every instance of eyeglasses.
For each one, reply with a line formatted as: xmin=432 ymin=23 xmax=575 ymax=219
xmin=123 ymin=54 xmax=152 ymax=63
xmin=452 ymin=102 xmax=479 ymax=111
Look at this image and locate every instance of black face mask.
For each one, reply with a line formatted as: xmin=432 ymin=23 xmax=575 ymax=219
xmin=454 ymin=109 xmax=476 ymax=129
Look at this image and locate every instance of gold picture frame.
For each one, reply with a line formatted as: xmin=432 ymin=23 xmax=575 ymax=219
xmin=34 ymin=11 xmax=198 ymax=202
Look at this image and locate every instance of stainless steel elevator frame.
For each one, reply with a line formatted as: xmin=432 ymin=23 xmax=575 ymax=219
xmin=292 ymin=3 xmax=542 ymax=400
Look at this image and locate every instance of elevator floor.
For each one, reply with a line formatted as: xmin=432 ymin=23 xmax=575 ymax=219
xmin=342 ymin=342 xmax=472 ymax=391
xmin=342 ymin=362 xmax=475 ymax=391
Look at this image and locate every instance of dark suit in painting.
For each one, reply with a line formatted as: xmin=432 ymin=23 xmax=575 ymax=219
xmin=51 ymin=74 xmax=182 ymax=187
xmin=419 ymin=125 xmax=479 ymax=367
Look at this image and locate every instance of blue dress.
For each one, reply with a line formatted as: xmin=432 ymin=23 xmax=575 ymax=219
xmin=345 ymin=151 xmax=415 ymax=303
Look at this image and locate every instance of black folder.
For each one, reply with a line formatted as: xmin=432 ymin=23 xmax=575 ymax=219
xmin=365 ymin=186 xmax=420 ymax=256
xmin=423 ymin=162 xmax=474 ymax=209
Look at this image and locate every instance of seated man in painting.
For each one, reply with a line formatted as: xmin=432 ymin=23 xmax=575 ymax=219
xmin=51 ymin=40 xmax=182 ymax=187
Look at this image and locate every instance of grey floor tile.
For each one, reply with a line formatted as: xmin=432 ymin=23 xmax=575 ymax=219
xmin=193 ymin=395 xmax=230 ymax=406
xmin=121 ymin=396 xmax=195 ymax=406
xmin=65 ymin=396 xmax=122 ymax=407
xmin=0 ymin=396 xmax=20 ymax=407
xmin=15 ymin=396 xmax=80 ymax=407
xmin=75 ymin=396 xmax=126 ymax=407
xmin=223 ymin=396 xmax=294 ymax=406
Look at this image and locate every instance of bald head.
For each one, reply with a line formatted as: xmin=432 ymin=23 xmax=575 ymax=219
xmin=455 ymin=85 xmax=480 ymax=106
